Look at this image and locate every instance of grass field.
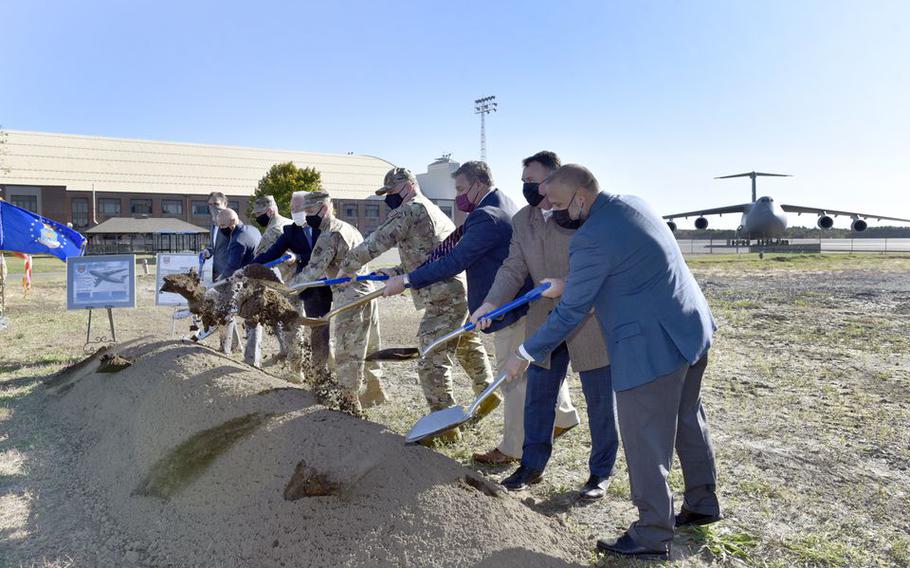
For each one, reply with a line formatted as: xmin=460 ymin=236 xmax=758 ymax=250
xmin=2 ymin=253 xmax=909 ymax=566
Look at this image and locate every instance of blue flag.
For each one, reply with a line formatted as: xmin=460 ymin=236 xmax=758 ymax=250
xmin=0 ymin=200 xmax=86 ymax=261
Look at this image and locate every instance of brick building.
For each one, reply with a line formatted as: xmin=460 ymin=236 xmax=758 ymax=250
xmin=0 ymin=130 xmax=406 ymax=239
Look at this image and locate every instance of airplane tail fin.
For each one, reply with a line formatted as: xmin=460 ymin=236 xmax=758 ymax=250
xmin=715 ymin=171 xmax=791 ymax=202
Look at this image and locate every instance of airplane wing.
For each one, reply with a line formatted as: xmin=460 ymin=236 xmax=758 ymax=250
xmin=662 ymin=204 xmax=751 ymax=220
xmin=780 ymin=204 xmax=910 ymax=223
xmin=93 ymin=276 xmax=104 ymax=286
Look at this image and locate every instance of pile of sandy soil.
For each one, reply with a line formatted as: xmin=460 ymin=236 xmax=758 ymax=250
xmin=44 ymin=338 xmax=585 ymax=567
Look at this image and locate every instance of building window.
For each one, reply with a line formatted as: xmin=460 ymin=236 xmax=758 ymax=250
xmin=99 ymin=198 xmax=121 ymax=217
xmin=343 ymin=204 xmax=357 ymax=218
xmin=439 ymin=206 xmax=453 ymax=218
xmin=229 ymin=200 xmax=240 ymax=211
xmin=365 ymin=205 xmax=380 ymax=219
xmin=191 ymin=201 xmax=209 ymax=216
xmin=10 ymin=195 xmax=38 ymax=212
xmin=131 ymin=199 xmax=153 ymax=215
xmin=71 ymin=198 xmax=89 ymax=228
xmin=162 ymin=199 xmax=184 ymax=217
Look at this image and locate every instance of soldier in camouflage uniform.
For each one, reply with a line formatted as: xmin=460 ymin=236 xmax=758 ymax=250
xmin=288 ymin=191 xmax=384 ymax=414
xmin=252 ymin=195 xmax=294 ymax=362
xmin=338 ymin=167 xmax=494 ymax=413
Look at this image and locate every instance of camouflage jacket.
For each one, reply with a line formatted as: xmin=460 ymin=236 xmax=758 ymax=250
xmin=255 ymin=214 xmax=294 ymax=282
xmin=290 ymin=216 xmax=372 ymax=303
xmin=338 ymin=194 xmax=466 ymax=309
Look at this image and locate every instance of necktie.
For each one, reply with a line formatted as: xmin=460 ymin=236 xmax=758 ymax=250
xmin=418 ymin=225 xmax=464 ymax=268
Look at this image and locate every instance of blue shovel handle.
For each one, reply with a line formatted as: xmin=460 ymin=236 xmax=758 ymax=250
xmin=198 ymin=252 xmax=206 ymax=274
xmin=320 ymin=272 xmax=391 ymax=286
xmin=466 ymin=282 xmax=552 ymax=331
xmin=263 ymin=254 xmax=292 ymax=268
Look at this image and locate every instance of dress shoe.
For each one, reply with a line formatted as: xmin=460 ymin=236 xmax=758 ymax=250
xmin=501 ymin=466 xmax=544 ymax=491
xmin=675 ymin=507 xmax=722 ymax=527
xmin=596 ymin=532 xmax=669 ymax=560
xmin=472 ymin=447 xmax=518 ymax=465
xmin=553 ymin=423 xmax=578 ymax=439
xmin=579 ymin=474 xmax=610 ymax=500
xmin=473 ymin=392 xmax=502 ymax=420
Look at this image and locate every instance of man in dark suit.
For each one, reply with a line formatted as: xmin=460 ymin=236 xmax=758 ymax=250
xmin=502 ymin=165 xmax=721 ymax=560
xmin=201 ymin=191 xmax=241 ymax=352
xmin=253 ymin=191 xmax=334 ymax=381
xmin=382 ymin=161 xmax=532 ymax=464
xmin=216 ymin=208 xmax=261 ymax=364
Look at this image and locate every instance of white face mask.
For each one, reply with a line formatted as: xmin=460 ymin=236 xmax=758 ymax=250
xmin=291 ymin=211 xmax=307 ymax=227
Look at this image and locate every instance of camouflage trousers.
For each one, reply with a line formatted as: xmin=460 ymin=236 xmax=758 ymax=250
xmin=287 ymin=303 xmax=331 ymax=383
xmin=417 ymin=297 xmax=494 ymax=411
xmin=333 ymin=297 xmax=382 ymax=397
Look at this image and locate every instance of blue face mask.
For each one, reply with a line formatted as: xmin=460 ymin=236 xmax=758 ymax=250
xmin=384 ymin=193 xmax=404 ymax=210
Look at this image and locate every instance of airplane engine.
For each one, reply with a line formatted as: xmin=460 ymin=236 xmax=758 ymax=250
xmin=851 ymin=218 xmax=868 ymax=232
xmin=667 ymin=221 xmax=677 ymax=232
xmin=694 ymin=217 xmax=709 ymax=230
xmin=817 ymin=215 xmax=834 ymax=229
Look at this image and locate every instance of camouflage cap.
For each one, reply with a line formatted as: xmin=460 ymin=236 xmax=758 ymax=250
xmin=251 ymin=195 xmax=276 ymax=214
xmin=375 ymin=167 xmax=416 ymax=195
xmin=302 ymin=190 xmax=330 ymax=209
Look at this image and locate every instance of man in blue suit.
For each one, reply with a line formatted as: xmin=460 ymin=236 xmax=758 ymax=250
xmin=382 ymin=161 xmax=533 ymax=463
xmin=501 ymin=164 xmax=721 ymax=560
xmin=216 ymin=208 xmax=262 ymax=365
xmin=253 ymin=190 xmax=334 ymax=382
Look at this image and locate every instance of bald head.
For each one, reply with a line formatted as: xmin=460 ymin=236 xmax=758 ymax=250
xmin=216 ymin=208 xmax=240 ymax=230
xmin=541 ymin=164 xmax=599 ymax=209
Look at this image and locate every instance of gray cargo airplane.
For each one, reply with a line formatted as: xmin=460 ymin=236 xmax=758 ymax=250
xmin=88 ymin=268 xmax=128 ymax=286
xmin=663 ymin=172 xmax=910 ymax=240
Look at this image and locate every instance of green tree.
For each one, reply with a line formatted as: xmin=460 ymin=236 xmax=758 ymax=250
xmin=249 ymin=162 xmax=321 ymax=218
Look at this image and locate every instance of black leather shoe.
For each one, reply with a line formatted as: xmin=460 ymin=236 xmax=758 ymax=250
xmin=596 ymin=532 xmax=669 ymax=560
xmin=579 ymin=474 xmax=610 ymax=500
xmin=675 ymin=507 xmax=722 ymax=527
xmin=501 ymin=466 xmax=543 ymax=491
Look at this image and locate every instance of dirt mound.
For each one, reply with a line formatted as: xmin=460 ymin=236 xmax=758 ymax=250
xmin=44 ymin=339 xmax=585 ymax=567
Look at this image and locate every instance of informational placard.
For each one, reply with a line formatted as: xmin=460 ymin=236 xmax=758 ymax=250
xmin=67 ymin=254 xmax=136 ymax=310
xmin=155 ymin=252 xmax=202 ymax=305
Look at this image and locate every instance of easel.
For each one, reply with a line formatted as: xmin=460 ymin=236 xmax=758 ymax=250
xmin=84 ymin=307 xmax=117 ymax=352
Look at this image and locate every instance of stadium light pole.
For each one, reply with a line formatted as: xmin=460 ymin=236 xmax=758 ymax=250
xmin=474 ymin=96 xmax=497 ymax=163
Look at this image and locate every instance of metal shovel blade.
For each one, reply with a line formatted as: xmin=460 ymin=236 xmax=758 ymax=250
xmin=405 ymin=371 xmax=508 ymax=444
xmin=364 ymin=347 xmax=420 ymax=361
xmin=405 ymin=405 xmax=471 ymax=444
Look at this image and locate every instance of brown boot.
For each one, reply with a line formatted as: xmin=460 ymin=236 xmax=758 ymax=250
xmin=473 ymin=391 xmax=503 ymax=421
xmin=418 ymin=428 xmax=462 ymax=447
xmin=359 ymin=378 xmax=388 ymax=409
xmin=554 ymin=423 xmax=578 ymax=439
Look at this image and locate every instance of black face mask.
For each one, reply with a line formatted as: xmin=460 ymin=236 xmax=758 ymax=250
xmin=219 ymin=227 xmax=232 ymax=237
xmin=552 ymin=209 xmax=583 ymax=230
xmin=305 ymin=214 xmax=322 ymax=230
xmin=384 ymin=193 xmax=404 ymax=210
xmin=255 ymin=213 xmax=270 ymax=227
xmin=522 ymin=182 xmax=543 ymax=207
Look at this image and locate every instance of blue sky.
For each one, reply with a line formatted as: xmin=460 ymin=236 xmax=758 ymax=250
xmin=2 ymin=0 xmax=908 ymax=229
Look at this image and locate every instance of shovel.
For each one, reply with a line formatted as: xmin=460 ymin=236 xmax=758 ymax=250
xmin=420 ymin=282 xmax=551 ymax=357
xmin=364 ymin=347 xmax=421 ymax=361
xmin=405 ymin=371 xmax=509 ymax=443
xmin=209 ymin=254 xmax=292 ymax=288
xmin=293 ymin=287 xmax=387 ymax=327
xmin=288 ymin=272 xmax=389 ymax=291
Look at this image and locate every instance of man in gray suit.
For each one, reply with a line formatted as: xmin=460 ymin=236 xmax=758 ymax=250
xmin=502 ymin=164 xmax=721 ymax=560
xmin=472 ymin=151 xmax=616 ymax=499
